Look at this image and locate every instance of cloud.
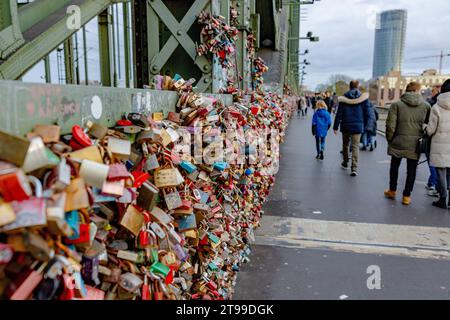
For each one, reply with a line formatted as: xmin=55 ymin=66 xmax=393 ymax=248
xmin=301 ymin=0 xmax=450 ymax=89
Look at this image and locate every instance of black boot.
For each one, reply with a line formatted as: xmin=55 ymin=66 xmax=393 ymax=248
xmin=432 ymin=198 xmax=448 ymax=209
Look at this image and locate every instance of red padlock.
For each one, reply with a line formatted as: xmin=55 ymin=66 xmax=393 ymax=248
xmin=71 ymin=125 xmax=92 ymax=150
xmin=141 ymin=275 xmax=150 ymax=300
xmin=132 ymin=171 xmax=150 ymax=188
xmin=0 ymin=169 xmax=32 ymax=202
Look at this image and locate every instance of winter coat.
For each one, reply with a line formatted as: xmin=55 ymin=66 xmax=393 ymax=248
xmin=426 ymin=92 xmax=450 ymax=168
xmin=312 ymin=109 xmax=332 ymax=138
xmin=386 ymin=92 xmax=430 ymax=160
xmin=333 ymin=89 xmax=370 ymax=134
xmin=298 ymin=97 xmax=306 ymax=109
xmin=365 ymin=102 xmax=379 ymax=134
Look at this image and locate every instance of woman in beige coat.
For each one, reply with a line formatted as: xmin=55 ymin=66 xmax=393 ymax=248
xmin=426 ymin=79 xmax=450 ymax=209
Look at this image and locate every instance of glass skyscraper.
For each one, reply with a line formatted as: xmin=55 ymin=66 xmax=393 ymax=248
xmin=372 ymin=10 xmax=408 ymax=78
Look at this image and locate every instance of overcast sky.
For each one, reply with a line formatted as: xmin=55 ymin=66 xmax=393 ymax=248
xmin=300 ymin=0 xmax=450 ymax=90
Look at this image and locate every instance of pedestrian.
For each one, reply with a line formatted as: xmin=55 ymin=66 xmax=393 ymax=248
xmin=312 ymin=100 xmax=332 ymax=160
xmin=424 ymin=85 xmax=442 ymax=197
xmin=305 ymin=95 xmax=311 ymax=116
xmin=300 ymin=95 xmax=307 ymax=117
xmin=332 ymin=92 xmax=339 ymax=114
xmin=325 ymin=92 xmax=333 ymax=114
xmin=310 ymin=95 xmax=317 ymax=111
xmin=297 ymin=96 xmax=303 ymax=118
xmin=426 ymin=79 xmax=450 ymax=209
xmin=361 ymin=99 xmax=379 ymax=151
xmin=333 ymin=80 xmax=370 ymax=177
xmin=384 ymin=82 xmax=431 ymax=206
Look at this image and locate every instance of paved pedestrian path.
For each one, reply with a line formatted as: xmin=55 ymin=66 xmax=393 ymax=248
xmin=234 ymin=112 xmax=450 ymax=300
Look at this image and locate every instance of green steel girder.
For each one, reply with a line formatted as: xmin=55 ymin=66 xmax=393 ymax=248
xmin=0 ymin=0 xmax=25 ymax=59
xmin=0 ymin=0 xmax=114 ymax=80
xmin=64 ymin=37 xmax=75 ymax=85
xmin=147 ymin=0 xmax=212 ymax=92
xmin=18 ymin=0 xmax=73 ymax=33
xmin=234 ymin=0 xmax=253 ymax=91
xmin=98 ymin=9 xmax=113 ymax=87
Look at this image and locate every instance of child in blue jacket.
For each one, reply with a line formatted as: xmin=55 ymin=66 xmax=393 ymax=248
xmin=312 ymin=100 xmax=333 ymax=160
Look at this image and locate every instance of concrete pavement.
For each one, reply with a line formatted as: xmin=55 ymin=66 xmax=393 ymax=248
xmin=234 ymin=111 xmax=450 ymax=300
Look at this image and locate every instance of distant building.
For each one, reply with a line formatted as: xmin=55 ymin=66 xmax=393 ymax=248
xmin=372 ymin=10 xmax=408 ymax=79
xmin=370 ymin=69 xmax=450 ymax=107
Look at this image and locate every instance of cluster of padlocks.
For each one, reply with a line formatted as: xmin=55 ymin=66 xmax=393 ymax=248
xmin=196 ymin=11 xmax=239 ymax=69
xmin=0 ymin=70 xmax=295 ymax=300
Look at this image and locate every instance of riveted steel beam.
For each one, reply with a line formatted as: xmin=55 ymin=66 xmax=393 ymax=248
xmin=0 ymin=0 xmax=25 ymax=59
xmin=0 ymin=0 xmax=113 ymax=80
xmin=144 ymin=0 xmax=212 ymax=92
xmin=98 ymin=8 xmax=113 ymax=87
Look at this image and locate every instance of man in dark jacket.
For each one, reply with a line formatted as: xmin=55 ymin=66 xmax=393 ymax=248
xmin=333 ymin=80 xmax=370 ymax=176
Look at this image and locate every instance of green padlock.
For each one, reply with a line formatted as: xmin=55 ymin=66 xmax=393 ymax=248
xmin=150 ymin=261 xmax=170 ymax=277
xmin=208 ymin=262 xmax=219 ymax=272
xmin=208 ymin=233 xmax=220 ymax=244
xmin=150 ymin=248 xmax=159 ymax=264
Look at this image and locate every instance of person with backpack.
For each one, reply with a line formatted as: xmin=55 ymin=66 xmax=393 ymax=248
xmin=426 ymin=79 xmax=450 ymax=209
xmin=312 ymin=100 xmax=332 ymax=160
xmin=361 ymin=101 xmax=379 ymax=151
xmin=384 ymin=82 xmax=431 ymax=206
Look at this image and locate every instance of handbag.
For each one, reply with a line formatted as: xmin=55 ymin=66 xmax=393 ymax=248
xmin=416 ymin=131 xmax=431 ymax=157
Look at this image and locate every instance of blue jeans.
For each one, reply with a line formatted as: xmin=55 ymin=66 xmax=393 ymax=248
xmin=436 ymin=168 xmax=450 ymax=200
xmin=427 ymin=154 xmax=438 ymax=188
xmin=315 ymin=136 xmax=326 ymax=155
xmin=362 ymin=132 xmax=376 ymax=148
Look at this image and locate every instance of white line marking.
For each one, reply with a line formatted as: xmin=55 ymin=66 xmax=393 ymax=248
xmin=256 ymin=215 xmax=450 ymax=260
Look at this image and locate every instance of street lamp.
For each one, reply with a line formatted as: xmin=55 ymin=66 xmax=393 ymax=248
xmin=300 ymin=59 xmax=310 ymax=65
xmin=289 ymin=32 xmax=319 ymax=42
xmin=296 ymin=49 xmax=309 ymax=56
xmin=300 ymin=31 xmax=319 ymax=42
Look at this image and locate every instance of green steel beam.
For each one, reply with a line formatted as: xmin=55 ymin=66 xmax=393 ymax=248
xmin=235 ymin=0 xmax=251 ymax=91
xmin=0 ymin=79 xmax=233 ymax=136
xmin=44 ymin=55 xmax=51 ymax=83
xmin=82 ymin=26 xmax=89 ymax=84
xmin=148 ymin=0 xmax=210 ymax=73
xmin=18 ymin=0 xmax=73 ymax=33
xmin=0 ymin=0 xmax=25 ymax=59
xmin=98 ymin=8 xmax=112 ymax=87
xmin=147 ymin=0 xmax=212 ymax=92
xmin=123 ymin=1 xmax=131 ymax=88
xmin=64 ymin=37 xmax=75 ymax=84
xmin=0 ymin=0 xmax=113 ymax=80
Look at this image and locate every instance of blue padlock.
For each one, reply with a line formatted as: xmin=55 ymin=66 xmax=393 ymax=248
xmin=180 ymin=160 xmax=197 ymax=174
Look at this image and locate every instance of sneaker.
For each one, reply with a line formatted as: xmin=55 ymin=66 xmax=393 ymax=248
xmin=432 ymin=199 xmax=448 ymax=209
xmin=384 ymin=189 xmax=396 ymax=199
xmin=428 ymin=188 xmax=439 ymax=197
xmin=402 ymin=196 xmax=411 ymax=206
xmin=424 ymin=183 xmax=434 ymax=190
xmin=315 ymin=155 xmax=320 ymax=160
xmin=369 ymin=144 xmax=374 ymax=152
xmin=341 ymin=162 xmax=348 ymax=169
xmin=350 ymin=171 xmax=358 ymax=177
xmin=320 ymin=151 xmax=324 ymax=160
